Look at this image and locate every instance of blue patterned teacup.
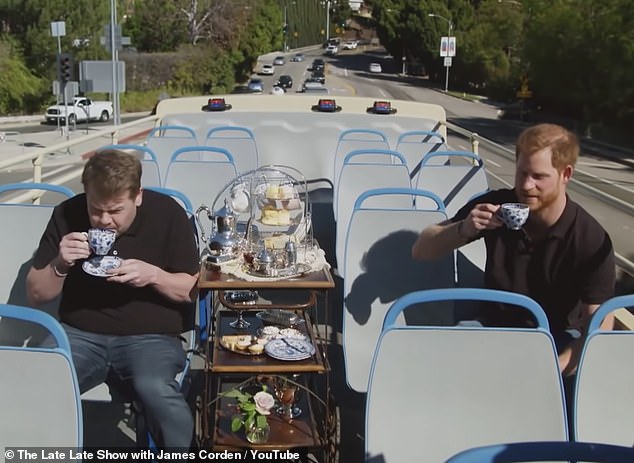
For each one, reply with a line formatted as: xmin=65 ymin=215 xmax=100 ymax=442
xmin=88 ymin=228 xmax=116 ymax=255
xmin=498 ymin=203 xmax=529 ymax=230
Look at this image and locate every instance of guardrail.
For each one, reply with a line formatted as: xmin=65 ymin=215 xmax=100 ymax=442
xmin=0 ymin=115 xmax=157 ymax=203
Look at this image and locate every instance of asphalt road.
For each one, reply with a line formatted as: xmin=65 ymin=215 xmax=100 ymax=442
xmin=3 ymin=48 xmax=632 ymax=266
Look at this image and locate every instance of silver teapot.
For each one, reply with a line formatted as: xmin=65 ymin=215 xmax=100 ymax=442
xmin=253 ymin=247 xmax=276 ymax=276
xmin=196 ymin=199 xmax=242 ymax=262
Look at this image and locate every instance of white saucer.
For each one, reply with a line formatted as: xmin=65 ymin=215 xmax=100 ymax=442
xmin=82 ymin=256 xmax=121 ymax=277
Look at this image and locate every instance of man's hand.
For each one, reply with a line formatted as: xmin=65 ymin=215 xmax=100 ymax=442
xmin=462 ymin=203 xmax=505 ymax=237
xmin=106 ymin=258 xmax=158 ymax=287
xmin=57 ymin=231 xmax=91 ymax=271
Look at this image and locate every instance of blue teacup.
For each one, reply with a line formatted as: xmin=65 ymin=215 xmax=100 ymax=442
xmin=88 ymin=228 xmax=116 ymax=255
xmin=498 ymin=203 xmax=529 ymax=230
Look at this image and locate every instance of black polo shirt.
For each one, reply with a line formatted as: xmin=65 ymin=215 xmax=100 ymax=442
xmin=451 ymin=189 xmax=615 ymax=334
xmin=32 ymin=190 xmax=199 ymax=335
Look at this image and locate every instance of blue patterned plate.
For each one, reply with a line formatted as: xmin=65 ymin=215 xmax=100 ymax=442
xmin=82 ymin=256 xmax=121 ymax=277
xmin=264 ymin=338 xmax=315 ymax=361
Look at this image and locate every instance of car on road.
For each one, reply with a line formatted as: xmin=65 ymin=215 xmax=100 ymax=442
xmin=369 ymin=62 xmax=382 ymax=73
xmin=301 ymin=81 xmax=329 ymax=94
xmin=290 ymin=53 xmax=305 ymax=62
xmin=497 ymin=100 xmax=538 ymax=121
xmin=270 ymin=86 xmax=286 ymax=95
xmin=247 ymin=78 xmax=264 ymax=93
xmin=325 ymin=45 xmax=338 ymax=56
xmin=311 ymin=59 xmax=325 ymax=72
xmin=275 ymin=75 xmax=293 ymax=89
xmin=311 ymin=70 xmax=326 ymax=84
xmin=260 ymin=64 xmax=275 ymax=75
xmin=342 ymin=40 xmax=358 ymax=50
xmin=273 ymin=56 xmax=286 ymax=66
xmin=44 ymin=96 xmax=113 ymax=125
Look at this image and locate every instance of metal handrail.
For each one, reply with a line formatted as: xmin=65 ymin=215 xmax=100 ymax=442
xmin=0 ymin=115 xmax=158 ymax=184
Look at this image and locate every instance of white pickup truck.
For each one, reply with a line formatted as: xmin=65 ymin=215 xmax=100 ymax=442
xmin=44 ymin=97 xmax=113 ymax=125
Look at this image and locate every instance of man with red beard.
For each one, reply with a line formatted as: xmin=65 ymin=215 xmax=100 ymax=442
xmin=412 ymin=123 xmax=615 ymax=377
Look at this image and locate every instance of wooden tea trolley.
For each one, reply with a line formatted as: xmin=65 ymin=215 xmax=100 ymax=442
xmin=197 ymin=259 xmax=336 ymax=461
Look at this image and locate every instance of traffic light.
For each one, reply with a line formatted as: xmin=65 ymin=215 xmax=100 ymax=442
xmin=58 ymin=53 xmax=74 ymax=83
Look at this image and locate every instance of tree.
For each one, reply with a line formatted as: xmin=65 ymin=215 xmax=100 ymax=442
xmin=0 ymin=37 xmax=43 ymax=113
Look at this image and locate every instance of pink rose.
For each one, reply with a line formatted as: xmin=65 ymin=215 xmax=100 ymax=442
xmin=253 ymin=391 xmax=275 ymax=415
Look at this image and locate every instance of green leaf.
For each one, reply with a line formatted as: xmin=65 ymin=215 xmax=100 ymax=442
xmin=222 ymin=389 xmax=247 ymax=399
xmin=241 ymin=403 xmax=256 ymax=412
xmin=231 ymin=415 xmax=243 ymax=432
xmin=256 ymin=414 xmax=268 ymax=428
xmin=245 ymin=414 xmax=255 ymax=431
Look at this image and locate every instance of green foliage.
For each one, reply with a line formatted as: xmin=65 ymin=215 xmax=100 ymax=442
xmin=0 ymin=37 xmax=43 ymax=114
xmin=123 ymin=0 xmax=188 ymax=52
xmin=222 ymin=386 xmax=274 ymax=434
xmin=1 ymin=0 xmax=633 ymax=130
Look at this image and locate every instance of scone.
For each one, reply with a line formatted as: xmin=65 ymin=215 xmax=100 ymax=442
xmin=248 ymin=343 xmax=264 ymax=354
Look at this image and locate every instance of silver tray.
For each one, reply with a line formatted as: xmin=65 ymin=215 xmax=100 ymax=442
xmin=243 ymin=262 xmax=311 ymax=279
xmin=256 ymin=310 xmax=304 ymax=326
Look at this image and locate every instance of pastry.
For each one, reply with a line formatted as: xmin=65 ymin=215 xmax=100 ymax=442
xmin=248 ymin=343 xmax=264 ymax=354
xmin=261 ymin=208 xmax=291 ymax=226
xmin=278 ymin=184 xmax=296 ymax=199
xmin=236 ymin=336 xmax=253 ymax=350
xmin=265 ymin=184 xmax=279 ymax=199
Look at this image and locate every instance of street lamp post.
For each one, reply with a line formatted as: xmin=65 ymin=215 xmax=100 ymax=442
xmin=428 ymin=13 xmax=453 ymax=92
xmin=284 ymin=6 xmax=288 ymax=52
xmin=326 ymin=0 xmax=331 ymax=41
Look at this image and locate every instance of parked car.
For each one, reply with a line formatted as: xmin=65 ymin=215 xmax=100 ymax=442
xmin=369 ymin=62 xmax=382 ymax=73
xmin=260 ymin=64 xmax=275 ymax=75
xmin=273 ymin=56 xmax=286 ymax=66
xmin=290 ymin=53 xmax=305 ymax=62
xmin=275 ymin=75 xmax=293 ymax=89
xmin=270 ymin=86 xmax=286 ymax=95
xmin=247 ymin=78 xmax=264 ymax=93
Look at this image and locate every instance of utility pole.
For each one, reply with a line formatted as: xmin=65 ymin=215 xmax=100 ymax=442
xmin=284 ymin=6 xmax=288 ymax=52
xmin=326 ymin=0 xmax=331 ymax=41
xmin=110 ymin=0 xmax=121 ymax=126
xmin=51 ymin=21 xmax=66 ymax=136
xmin=428 ymin=13 xmax=454 ymax=92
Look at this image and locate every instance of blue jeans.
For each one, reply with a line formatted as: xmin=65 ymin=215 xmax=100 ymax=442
xmin=63 ymin=324 xmax=193 ymax=449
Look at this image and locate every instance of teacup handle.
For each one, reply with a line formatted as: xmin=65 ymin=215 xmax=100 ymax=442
xmin=195 ymin=205 xmax=214 ymax=244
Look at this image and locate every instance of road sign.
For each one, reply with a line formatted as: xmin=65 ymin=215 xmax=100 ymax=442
xmin=444 ymin=57 xmax=453 ymax=67
xmin=440 ymin=37 xmax=449 ymax=57
xmin=101 ymin=24 xmax=131 ymax=52
xmin=440 ymin=36 xmax=456 ymax=57
xmin=440 ymin=37 xmax=449 ymax=56
xmin=50 ymin=21 xmax=66 ymax=37
xmin=79 ymin=60 xmax=126 ymax=93
xmin=517 ymin=75 xmax=533 ymax=98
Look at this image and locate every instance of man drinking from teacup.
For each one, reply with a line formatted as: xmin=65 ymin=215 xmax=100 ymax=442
xmin=26 ymin=150 xmax=199 ymax=449
xmin=412 ymin=123 xmax=615 ymax=377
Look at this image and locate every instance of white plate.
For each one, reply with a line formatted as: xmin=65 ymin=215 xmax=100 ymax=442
xmin=82 ymin=256 xmax=121 ymax=277
xmin=265 ymin=338 xmax=315 ymax=361
xmin=278 ymin=328 xmax=307 ymax=340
